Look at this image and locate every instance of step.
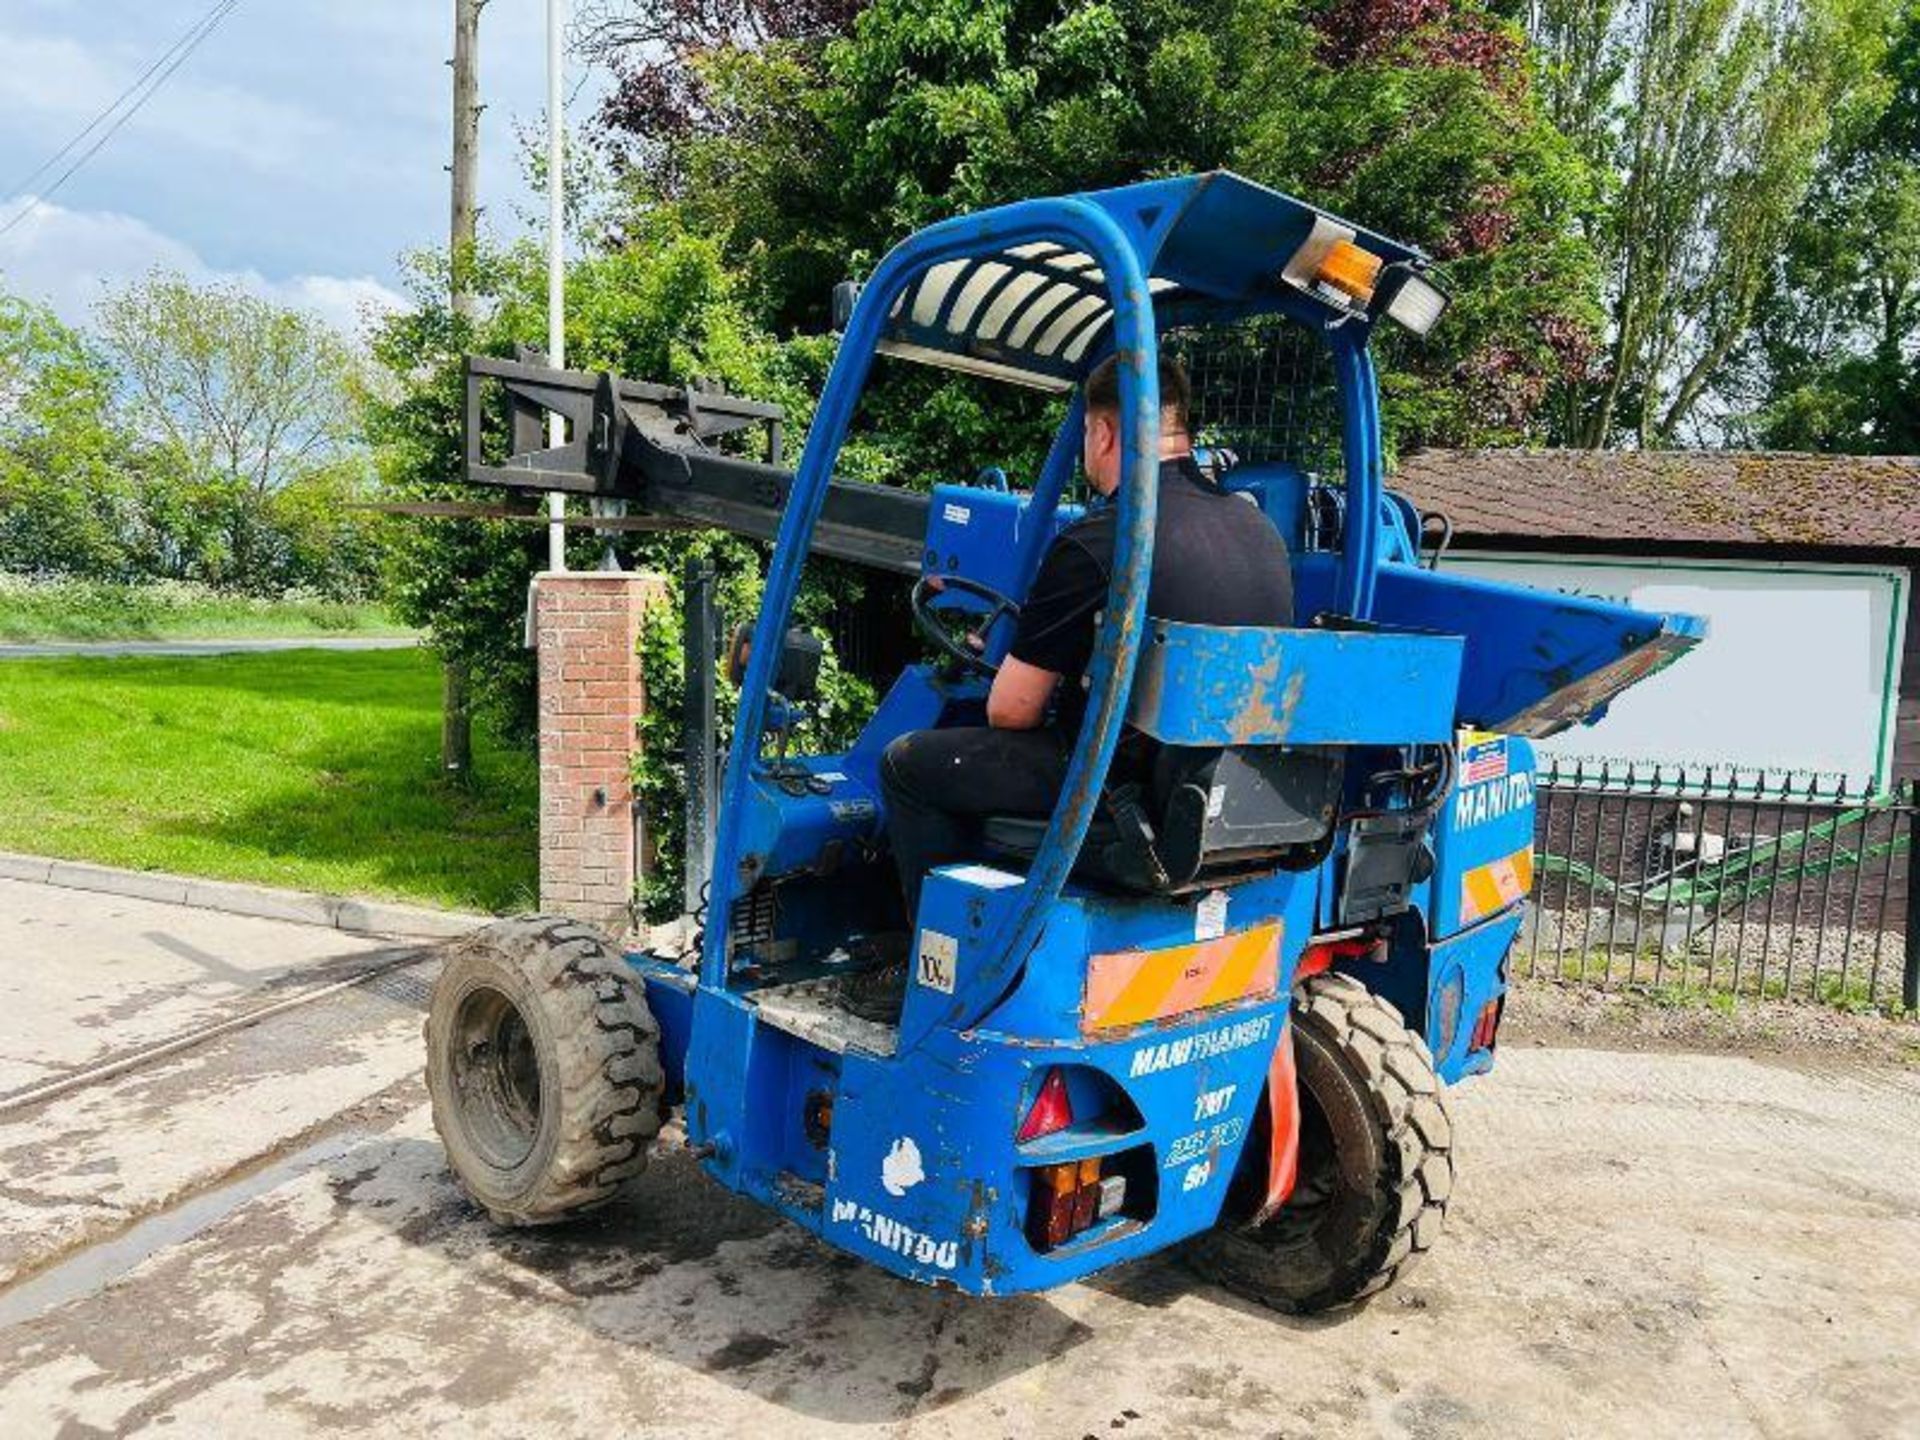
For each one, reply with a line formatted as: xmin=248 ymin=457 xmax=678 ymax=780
xmin=752 ymin=977 xmax=898 ymax=1057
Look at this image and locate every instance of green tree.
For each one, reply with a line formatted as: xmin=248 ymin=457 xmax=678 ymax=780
xmin=1530 ymin=0 xmax=1893 ymax=446
xmin=0 ymin=293 xmax=133 ymax=578
xmin=1745 ymin=1 xmax=1920 ymax=450
xmin=92 ymin=272 xmax=383 ymax=595
xmin=594 ymin=0 xmax=1604 ymax=450
xmin=94 ymin=273 xmax=364 ymax=492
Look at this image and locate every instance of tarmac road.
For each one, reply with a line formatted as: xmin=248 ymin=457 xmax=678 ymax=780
xmin=0 ymin=637 xmax=419 ymax=659
xmin=1 ymin=875 xmax=1916 ymax=1438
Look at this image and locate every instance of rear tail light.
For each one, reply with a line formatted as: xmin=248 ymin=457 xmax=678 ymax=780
xmin=1070 ymin=1157 xmax=1101 ymax=1232
xmin=1028 ymin=1157 xmax=1123 ymax=1252
xmin=1032 ymin=1163 xmax=1077 ymax=1249
xmin=1469 ymin=999 xmax=1501 ymax=1052
xmin=1018 ymin=1068 xmax=1145 ymax=1251
xmin=1016 ymin=1068 xmax=1073 ymax=1143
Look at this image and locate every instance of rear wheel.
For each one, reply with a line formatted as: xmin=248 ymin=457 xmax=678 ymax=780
xmin=1183 ymin=973 xmax=1452 ymax=1313
xmin=425 ymin=916 xmax=664 ymax=1225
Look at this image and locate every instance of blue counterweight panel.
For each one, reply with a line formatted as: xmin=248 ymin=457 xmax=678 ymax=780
xmin=806 ymin=861 xmax=1324 ymax=1294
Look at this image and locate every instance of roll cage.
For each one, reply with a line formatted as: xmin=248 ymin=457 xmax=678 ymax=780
xmin=705 ymin=171 xmax=1441 ymax=1040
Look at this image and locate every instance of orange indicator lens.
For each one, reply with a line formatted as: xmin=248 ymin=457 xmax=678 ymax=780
xmin=1315 ymin=240 xmax=1383 ymax=304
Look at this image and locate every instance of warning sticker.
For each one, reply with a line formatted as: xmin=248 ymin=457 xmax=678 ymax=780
xmin=1460 ymin=733 xmax=1510 ymax=784
xmin=942 ymin=863 xmax=1023 ymax=890
xmin=1195 ymin=889 xmax=1229 ymax=942
xmin=917 ymin=930 xmax=958 ymax=993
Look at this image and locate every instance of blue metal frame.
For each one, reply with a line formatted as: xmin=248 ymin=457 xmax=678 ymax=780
xmin=705 ymin=195 xmax=1167 ymax=1015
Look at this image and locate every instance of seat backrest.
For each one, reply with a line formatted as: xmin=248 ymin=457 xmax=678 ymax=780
xmin=1129 ymin=620 xmax=1463 ymax=751
xmin=1219 ymin=462 xmax=1312 ymax=557
xmin=1148 ymin=744 xmax=1344 ymax=888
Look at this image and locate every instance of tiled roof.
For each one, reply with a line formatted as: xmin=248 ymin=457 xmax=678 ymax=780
xmin=1392 ymin=449 xmax=1920 ymax=550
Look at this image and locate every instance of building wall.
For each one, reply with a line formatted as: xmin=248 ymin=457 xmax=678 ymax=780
xmin=1897 ymin=566 xmax=1920 ymax=784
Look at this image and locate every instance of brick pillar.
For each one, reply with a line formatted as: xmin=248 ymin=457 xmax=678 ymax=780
xmin=534 ymin=572 xmax=665 ymax=929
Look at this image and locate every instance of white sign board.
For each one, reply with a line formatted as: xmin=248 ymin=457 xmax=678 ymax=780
xmin=1446 ymin=551 xmax=1909 ymax=788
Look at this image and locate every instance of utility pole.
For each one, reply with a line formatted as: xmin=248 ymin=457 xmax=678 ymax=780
xmin=450 ymin=0 xmax=483 ymax=320
xmin=442 ymin=0 xmax=484 ymax=780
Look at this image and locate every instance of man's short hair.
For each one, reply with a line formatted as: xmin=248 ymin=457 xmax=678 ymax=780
xmin=1084 ymin=352 xmax=1192 ymax=434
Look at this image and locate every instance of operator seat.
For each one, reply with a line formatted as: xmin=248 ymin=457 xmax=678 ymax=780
xmin=976 ymin=463 xmax=1322 ymax=893
xmin=978 ymin=744 xmax=1343 ymax=893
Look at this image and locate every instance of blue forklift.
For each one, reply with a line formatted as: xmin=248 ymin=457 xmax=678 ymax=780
xmin=425 ymin=171 xmax=1703 ymax=1312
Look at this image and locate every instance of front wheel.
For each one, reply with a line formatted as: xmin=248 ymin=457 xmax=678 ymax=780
xmin=425 ymin=916 xmax=665 ymax=1225
xmin=1183 ymin=973 xmax=1453 ymax=1313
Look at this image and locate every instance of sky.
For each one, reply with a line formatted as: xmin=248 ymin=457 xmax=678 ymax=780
xmin=0 ymin=1 xmax=604 ymax=340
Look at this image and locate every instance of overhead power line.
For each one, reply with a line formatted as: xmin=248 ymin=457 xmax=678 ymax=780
xmin=3 ymin=0 xmax=236 ymax=201
xmin=0 ymin=0 xmax=242 ymax=240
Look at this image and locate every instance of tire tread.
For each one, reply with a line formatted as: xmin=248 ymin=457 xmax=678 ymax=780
xmin=1183 ymin=973 xmax=1453 ymax=1314
xmin=426 ymin=915 xmax=665 ymax=1226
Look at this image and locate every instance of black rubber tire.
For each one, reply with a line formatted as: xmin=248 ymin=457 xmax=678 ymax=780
xmin=425 ymin=916 xmax=664 ymax=1226
xmin=1183 ymin=973 xmax=1453 ymax=1313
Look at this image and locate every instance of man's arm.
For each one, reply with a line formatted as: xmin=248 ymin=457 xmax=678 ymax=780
xmin=987 ymin=655 xmax=1058 ymax=729
xmin=995 ymin=527 xmax=1106 ymax=731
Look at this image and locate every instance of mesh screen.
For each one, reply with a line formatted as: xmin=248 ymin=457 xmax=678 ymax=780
xmin=1167 ymin=317 xmax=1341 ymax=476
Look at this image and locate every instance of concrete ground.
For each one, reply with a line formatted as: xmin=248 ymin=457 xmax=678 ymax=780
xmin=2 ymin=878 xmax=1917 ymax=1438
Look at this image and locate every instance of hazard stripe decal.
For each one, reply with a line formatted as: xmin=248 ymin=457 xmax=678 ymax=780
xmin=1082 ymin=922 xmax=1282 ymax=1035
xmin=1458 ymin=845 xmax=1535 ymax=925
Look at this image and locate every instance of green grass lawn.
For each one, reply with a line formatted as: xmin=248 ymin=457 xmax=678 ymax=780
xmin=0 ymin=577 xmax=410 ymax=643
xmin=0 ymin=649 xmax=536 ymax=912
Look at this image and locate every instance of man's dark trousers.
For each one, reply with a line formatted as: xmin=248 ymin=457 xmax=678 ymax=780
xmin=879 ymin=726 xmax=1070 ymax=919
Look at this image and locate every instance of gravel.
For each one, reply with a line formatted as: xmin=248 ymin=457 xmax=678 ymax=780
xmin=1518 ymin=904 xmax=1912 ymax=1008
xmin=1503 ymin=970 xmax=1920 ymax=1068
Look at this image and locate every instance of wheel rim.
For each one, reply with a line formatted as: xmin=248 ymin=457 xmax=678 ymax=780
xmin=449 ymin=985 xmax=542 ymax=1170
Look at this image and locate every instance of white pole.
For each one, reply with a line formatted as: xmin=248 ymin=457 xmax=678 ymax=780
xmin=545 ymin=0 xmax=567 ymax=572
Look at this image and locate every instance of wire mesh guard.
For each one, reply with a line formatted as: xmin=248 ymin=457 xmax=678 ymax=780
xmin=1168 ymin=317 xmax=1343 ymax=476
xmin=1520 ymin=761 xmax=1918 ymax=1010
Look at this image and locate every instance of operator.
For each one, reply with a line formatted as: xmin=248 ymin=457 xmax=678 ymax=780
xmin=871 ymin=352 xmax=1295 ymax=968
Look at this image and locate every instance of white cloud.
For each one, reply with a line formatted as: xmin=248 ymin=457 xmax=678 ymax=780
xmin=0 ymin=200 xmax=407 ymax=340
xmin=276 ymin=274 xmax=412 ymax=335
xmin=0 ymin=6 xmax=608 ymax=319
xmin=0 ymin=27 xmax=336 ymax=173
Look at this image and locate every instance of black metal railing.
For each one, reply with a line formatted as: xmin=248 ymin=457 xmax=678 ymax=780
xmin=1522 ymin=760 xmax=1918 ymax=1011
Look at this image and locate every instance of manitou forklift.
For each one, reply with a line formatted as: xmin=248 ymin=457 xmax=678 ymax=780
xmin=425 ymin=171 xmax=1703 ymax=1312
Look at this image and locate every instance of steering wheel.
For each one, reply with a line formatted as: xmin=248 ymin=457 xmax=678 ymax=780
xmin=910 ymin=574 xmax=1021 ymax=678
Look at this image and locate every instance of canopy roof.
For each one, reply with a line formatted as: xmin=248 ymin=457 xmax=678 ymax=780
xmin=876 ymin=170 xmax=1427 ymax=392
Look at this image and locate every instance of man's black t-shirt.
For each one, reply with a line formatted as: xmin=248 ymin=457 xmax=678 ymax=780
xmin=1010 ymin=456 xmax=1295 ymax=734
